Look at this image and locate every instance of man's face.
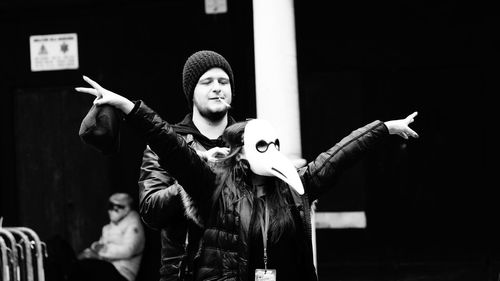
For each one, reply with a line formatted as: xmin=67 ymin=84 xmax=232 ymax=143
xmin=192 ymin=67 xmax=232 ymax=121
xmin=107 ymin=202 xmax=130 ymax=224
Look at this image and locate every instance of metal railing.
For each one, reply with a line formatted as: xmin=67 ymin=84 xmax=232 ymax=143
xmin=0 ymin=224 xmax=47 ymax=281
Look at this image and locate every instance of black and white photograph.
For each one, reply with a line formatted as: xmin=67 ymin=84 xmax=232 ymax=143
xmin=0 ymin=0 xmax=493 ymax=280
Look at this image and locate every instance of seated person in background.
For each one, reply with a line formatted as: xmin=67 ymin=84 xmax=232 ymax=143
xmin=71 ymin=192 xmax=145 ymax=281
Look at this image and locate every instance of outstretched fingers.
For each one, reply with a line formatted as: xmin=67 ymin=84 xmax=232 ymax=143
xmin=406 ymin=111 xmax=418 ymax=123
xmin=82 ymin=75 xmax=103 ymax=90
xmin=75 ymin=87 xmax=99 ymax=97
xmin=405 ymin=111 xmax=419 ymax=138
xmin=385 ymin=111 xmax=420 ymax=139
xmin=75 ymin=75 xmax=103 ymax=98
xmin=406 ymin=128 xmax=419 ymax=138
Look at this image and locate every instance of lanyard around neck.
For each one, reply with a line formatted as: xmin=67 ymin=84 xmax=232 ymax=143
xmin=259 ymin=199 xmax=270 ymax=271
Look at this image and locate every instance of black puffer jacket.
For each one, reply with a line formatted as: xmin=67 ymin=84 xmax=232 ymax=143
xmin=138 ymin=113 xmax=235 ymax=281
xmin=128 ymin=101 xmax=389 ymax=281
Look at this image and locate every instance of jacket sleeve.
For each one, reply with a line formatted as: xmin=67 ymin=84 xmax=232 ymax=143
xmin=299 ymin=120 xmax=389 ymax=203
xmin=138 ymin=145 xmax=187 ymax=230
xmin=126 ymin=101 xmax=217 ymax=213
xmin=98 ymin=213 xmax=146 ymax=260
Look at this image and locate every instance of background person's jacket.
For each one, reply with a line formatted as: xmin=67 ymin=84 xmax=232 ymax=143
xmin=98 ymin=210 xmax=145 ymax=281
xmin=127 ymin=101 xmax=389 ymax=281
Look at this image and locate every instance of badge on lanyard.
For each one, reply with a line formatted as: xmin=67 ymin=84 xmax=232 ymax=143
xmin=255 ymin=269 xmax=276 ymax=281
xmin=255 ymin=199 xmax=276 ymax=281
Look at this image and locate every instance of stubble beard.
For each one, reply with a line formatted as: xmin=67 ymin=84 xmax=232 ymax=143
xmin=194 ymin=99 xmax=229 ymax=122
xmin=199 ymin=107 xmax=228 ymax=122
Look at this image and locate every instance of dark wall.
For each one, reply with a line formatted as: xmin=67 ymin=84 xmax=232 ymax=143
xmin=295 ymin=0 xmax=493 ymax=278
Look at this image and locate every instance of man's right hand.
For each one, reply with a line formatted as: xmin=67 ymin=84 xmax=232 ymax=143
xmin=197 ymin=147 xmax=230 ymax=162
xmin=75 ymin=75 xmax=135 ymax=114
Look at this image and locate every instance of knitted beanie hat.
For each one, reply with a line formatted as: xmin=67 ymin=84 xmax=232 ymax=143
xmin=182 ymin=50 xmax=234 ymax=108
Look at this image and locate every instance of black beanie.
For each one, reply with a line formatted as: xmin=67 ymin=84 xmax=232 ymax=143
xmin=182 ymin=50 xmax=234 ymax=109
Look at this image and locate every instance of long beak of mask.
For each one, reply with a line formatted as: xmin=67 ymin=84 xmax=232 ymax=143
xmin=243 ymin=119 xmax=304 ymax=195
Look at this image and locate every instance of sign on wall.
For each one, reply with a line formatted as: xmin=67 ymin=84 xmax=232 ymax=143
xmin=29 ymin=33 xmax=79 ymax=72
xmin=205 ymin=0 xmax=227 ymax=14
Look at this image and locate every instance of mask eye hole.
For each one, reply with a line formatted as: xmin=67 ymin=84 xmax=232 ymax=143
xmin=256 ymin=140 xmax=269 ymax=153
xmin=255 ymin=139 xmax=280 ymax=153
xmin=274 ymin=139 xmax=280 ymax=151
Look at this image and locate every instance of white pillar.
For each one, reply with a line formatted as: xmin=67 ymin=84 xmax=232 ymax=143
xmin=252 ymin=0 xmax=305 ymax=167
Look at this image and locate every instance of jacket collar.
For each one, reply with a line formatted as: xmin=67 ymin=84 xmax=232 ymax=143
xmin=171 ymin=113 xmax=236 ymax=149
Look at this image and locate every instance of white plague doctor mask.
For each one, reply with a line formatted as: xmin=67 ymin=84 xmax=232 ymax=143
xmin=243 ymin=119 xmax=304 ymax=195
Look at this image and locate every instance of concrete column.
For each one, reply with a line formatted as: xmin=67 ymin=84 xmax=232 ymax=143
xmin=252 ymin=0 xmax=305 ymax=167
